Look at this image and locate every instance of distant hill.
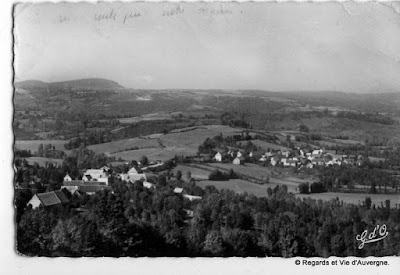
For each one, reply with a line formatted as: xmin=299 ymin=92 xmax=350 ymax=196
xmin=14 ymin=80 xmax=49 ymax=89
xmin=15 ymin=78 xmax=124 ymax=91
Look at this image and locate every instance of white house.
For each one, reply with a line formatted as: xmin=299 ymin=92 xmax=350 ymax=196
xmin=237 ymin=151 xmax=243 ymax=158
xmin=214 ymin=152 xmax=222 ymax=162
xmin=63 ymin=174 xmax=72 ymax=182
xmin=83 ymin=169 xmax=109 ymax=185
xmin=233 ymin=156 xmax=245 ymax=165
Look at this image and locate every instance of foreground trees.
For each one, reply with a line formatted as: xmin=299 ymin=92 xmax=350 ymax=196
xmin=16 ymin=175 xmax=400 ymax=257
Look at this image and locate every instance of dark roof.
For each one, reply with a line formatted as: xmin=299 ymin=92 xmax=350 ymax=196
xmin=78 ymin=185 xmax=111 ymax=193
xmin=36 ymin=191 xmax=69 ymax=206
xmin=63 ymin=180 xmax=84 ymax=186
xmin=54 ymin=190 xmax=69 ymax=204
xmin=36 ymin=192 xmax=61 ymax=206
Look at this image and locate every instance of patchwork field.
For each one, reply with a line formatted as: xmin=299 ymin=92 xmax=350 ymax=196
xmin=197 ymin=179 xmax=276 ymax=197
xmin=87 ymin=137 xmax=160 ymax=155
xmin=15 ymin=140 xmax=68 ymax=153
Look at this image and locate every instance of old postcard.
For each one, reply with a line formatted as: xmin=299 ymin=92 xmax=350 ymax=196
xmin=12 ymin=0 xmax=400 ymax=262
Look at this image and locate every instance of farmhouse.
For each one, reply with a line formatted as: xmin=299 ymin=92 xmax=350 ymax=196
xmin=27 ymin=190 xmax=69 ymax=209
xmin=83 ymin=169 xmax=109 ymax=185
xmin=233 ymin=156 xmax=245 ymax=165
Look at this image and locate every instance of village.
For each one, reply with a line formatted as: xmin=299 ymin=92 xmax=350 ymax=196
xmin=216 ymin=147 xmax=369 ymax=168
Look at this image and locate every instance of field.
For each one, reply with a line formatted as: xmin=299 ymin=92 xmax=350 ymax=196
xmin=160 ymin=125 xmax=242 ymax=154
xmin=15 ymin=140 xmax=68 ymax=153
xmin=22 ymin=157 xmax=63 ymax=167
xmin=333 ymin=139 xmax=365 ymax=145
xmin=250 ymin=140 xmax=289 ymax=151
xmin=193 ymin=162 xmax=316 ymax=193
xmin=109 ymin=147 xmax=195 ymax=162
xmin=118 ymin=112 xmax=173 ymax=124
xmin=172 ymin=165 xmax=210 ymax=180
xmin=87 ymin=137 xmax=160 ymax=155
xmin=197 ymin=179 xmax=276 ymax=197
xmin=296 ymin=192 xmax=400 ymax=209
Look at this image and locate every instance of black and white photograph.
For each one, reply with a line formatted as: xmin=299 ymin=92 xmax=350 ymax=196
xmin=9 ymin=0 xmax=400 ymax=263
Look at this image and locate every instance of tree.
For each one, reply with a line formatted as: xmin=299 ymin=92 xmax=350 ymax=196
xmin=203 ymin=230 xmax=225 ymax=256
xmin=299 ymin=124 xmax=309 ymax=132
xmin=365 ymin=197 xmax=372 ymax=209
xmin=140 ymin=156 xmax=149 ymax=166
xmin=176 ymin=170 xmax=182 ymax=180
xmin=299 ymin=182 xmax=309 ymax=194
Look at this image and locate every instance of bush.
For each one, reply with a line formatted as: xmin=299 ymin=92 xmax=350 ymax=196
xmin=298 ymin=182 xmax=310 ymax=194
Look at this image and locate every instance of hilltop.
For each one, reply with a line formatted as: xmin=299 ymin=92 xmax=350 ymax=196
xmin=15 ymin=78 xmax=124 ymax=91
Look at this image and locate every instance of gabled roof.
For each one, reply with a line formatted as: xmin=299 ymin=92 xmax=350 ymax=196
xmin=36 ymin=191 xmax=69 ymax=206
xmin=54 ymin=190 xmax=69 ymax=204
xmin=128 ymin=166 xmax=142 ymax=174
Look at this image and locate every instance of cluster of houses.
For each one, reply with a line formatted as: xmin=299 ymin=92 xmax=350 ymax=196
xmin=26 ymin=165 xmax=201 ymax=210
xmin=62 ymin=166 xmax=112 ymax=195
xmin=214 ymin=148 xmax=367 ymax=169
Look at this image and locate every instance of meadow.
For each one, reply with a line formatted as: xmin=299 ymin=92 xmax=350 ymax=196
xmin=15 ymin=140 xmax=68 ymax=153
xmin=87 ymin=137 xmax=160 ymax=155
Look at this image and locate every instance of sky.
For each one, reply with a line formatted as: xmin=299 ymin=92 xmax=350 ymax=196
xmin=13 ymin=1 xmax=400 ymax=93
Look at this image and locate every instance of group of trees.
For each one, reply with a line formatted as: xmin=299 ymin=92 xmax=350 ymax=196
xmin=208 ymin=169 xmax=238 ymax=181
xmin=16 ymin=173 xmax=400 ymax=257
xmin=316 ymin=166 xmax=399 ymax=194
xmin=336 ymin=111 xmax=395 ymax=125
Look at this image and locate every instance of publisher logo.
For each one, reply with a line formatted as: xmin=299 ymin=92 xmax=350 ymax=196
xmin=356 ymin=224 xmax=388 ymax=249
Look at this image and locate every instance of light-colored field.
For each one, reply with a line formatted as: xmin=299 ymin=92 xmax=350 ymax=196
xmin=250 ymin=140 xmax=289 ymax=151
xmin=87 ymin=137 xmax=160 ymax=155
xmin=203 ymin=163 xmax=309 ymax=192
xmin=209 ymin=163 xmax=273 ymax=178
xmin=172 ymin=165 xmax=211 ymax=180
xmin=110 ymin=147 xmax=194 ymax=162
xmin=15 ymin=140 xmax=68 ymax=153
xmin=118 ymin=113 xmax=173 ymax=124
xmin=296 ymin=193 xmax=400 ymax=209
xmin=23 ymin=157 xmax=63 ymax=167
xmin=160 ymin=125 xmax=241 ymax=153
xmin=197 ymin=179 xmax=276 ymax=197
xmin=333 ymin=139 xmax=365 ymax=145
